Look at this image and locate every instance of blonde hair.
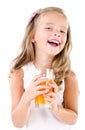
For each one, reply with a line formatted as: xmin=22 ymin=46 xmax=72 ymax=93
xmin=10 ymin=7 xmax=72 ymax=86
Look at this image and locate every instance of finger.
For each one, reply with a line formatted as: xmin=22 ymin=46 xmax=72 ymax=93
xmin=36 ymin=85 xmax=46 ymax=90
xmin=44 ymin=95 xmax=52 ymax=102
xmin=50 ymin=81 xmax=58 ymax=93
xmin=46 ymin=92 xmax=57 ymax=101
xmin=46 ymin=92 xmax=55 ymax=97
xmin=54 ymin=86 xmax=58 ymax=93
xmin=36 ymin=88 xmax=49 ymax=96
xmin=34 ymin=77 xmax=49 ymax=87
xmin=32 ymin=73 xmax=45 ymax=82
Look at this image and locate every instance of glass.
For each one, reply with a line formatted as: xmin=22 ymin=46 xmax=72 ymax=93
xmin=35 ymin=69 xmax=54 ymax=106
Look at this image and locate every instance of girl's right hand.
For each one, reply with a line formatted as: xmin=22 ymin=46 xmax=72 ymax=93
xmin=24 ymin=74 xmax=49 ymax=103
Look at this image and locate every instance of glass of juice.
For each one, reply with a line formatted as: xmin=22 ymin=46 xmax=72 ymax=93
xmin=35 ymin=69 xmax=54 ymax=106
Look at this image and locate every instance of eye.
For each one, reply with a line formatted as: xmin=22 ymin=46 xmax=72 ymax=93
xmin=60 ymin=30 xmax=65 ymax=33
xmin=45 ymin=26 xmax=53 ymax=30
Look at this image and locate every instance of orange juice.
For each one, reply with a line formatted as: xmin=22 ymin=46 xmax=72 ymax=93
xmin=35 ymin=81 xmax=46 ymax=105
xmin=35 ymin=79 xmax=54 ymax=105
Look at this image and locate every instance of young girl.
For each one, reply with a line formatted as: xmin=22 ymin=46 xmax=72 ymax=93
xmin=9 ymin=7 xmax=79 ymax=130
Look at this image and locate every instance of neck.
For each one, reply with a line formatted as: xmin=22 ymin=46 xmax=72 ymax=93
xmin=33 ymin=55 xmax=53 ymax=69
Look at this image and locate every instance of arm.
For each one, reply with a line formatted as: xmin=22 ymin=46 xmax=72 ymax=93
xmin=9 ymin=69 xmax=31 ymax=128
xmin=48 ymin=71 xmax=79 ymax=124
xmin=9 ymin=68 xmax=50 ymax=128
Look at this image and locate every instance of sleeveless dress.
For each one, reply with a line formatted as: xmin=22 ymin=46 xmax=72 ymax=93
xmin=22 ymin=62 xmax=73 ymax=130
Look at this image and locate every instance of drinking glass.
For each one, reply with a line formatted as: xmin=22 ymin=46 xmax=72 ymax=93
xmin=35 ymin=69 xmax=54 ymax=106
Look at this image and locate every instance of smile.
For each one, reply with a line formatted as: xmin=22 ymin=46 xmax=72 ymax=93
xmin=47 ymin=39 xmax=61 ymax=47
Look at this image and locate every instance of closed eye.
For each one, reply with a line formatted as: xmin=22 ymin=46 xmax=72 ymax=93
xmin=60 ymin=30 xmax=65 ymax=33
xmin=45 ymin=26 xmax=53 ymax=30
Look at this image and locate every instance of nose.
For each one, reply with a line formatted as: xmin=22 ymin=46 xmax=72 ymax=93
xmin=52 ymin=31 xmax=60 ymax=37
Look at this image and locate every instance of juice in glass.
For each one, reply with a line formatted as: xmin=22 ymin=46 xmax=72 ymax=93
xmin=35 ymin=69 xmax=54 ymax=105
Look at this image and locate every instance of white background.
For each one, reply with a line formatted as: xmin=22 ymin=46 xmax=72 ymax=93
xmin=0 ymin=0 xmax=85 ymax=129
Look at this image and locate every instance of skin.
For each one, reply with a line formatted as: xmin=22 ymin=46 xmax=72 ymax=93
xmin=9 ymin=11 xmax=79 ymax=128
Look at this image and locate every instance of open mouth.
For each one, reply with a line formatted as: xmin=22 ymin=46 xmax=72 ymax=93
xmin=48 ymin=39 xmax=61 ymax=47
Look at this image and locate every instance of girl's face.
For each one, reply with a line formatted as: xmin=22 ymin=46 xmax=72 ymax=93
xmin=33 ymin=11 xmax=68 ymax=57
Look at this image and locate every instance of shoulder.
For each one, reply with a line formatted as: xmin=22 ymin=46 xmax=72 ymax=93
xmin=9 ymin=68 xmax=24 ymax=88
xmin=10 ymin=68 xmax=24 ymax=79
xmin=64 ymin=70 xmax=79 ymax=94
xmin=65 ymin=70 xmax=78 ymax=82
xmin=66 ymin=70 xmax=77 ymax=78
xmin=9 ymin=68 xmax=25 ymax=95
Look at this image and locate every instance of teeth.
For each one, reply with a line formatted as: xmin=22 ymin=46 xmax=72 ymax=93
xmin=49 ymin=39 xmax=60 ymax=44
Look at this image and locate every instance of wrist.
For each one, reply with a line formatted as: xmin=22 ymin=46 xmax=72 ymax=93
xmin=21 ymin=92 xmax=31 ymax=106
xmin=52 ymin=104 xmax=62 ymax=119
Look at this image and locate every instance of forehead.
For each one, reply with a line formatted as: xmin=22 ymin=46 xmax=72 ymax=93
xmin=36 ymin=11 xmax=68 ymax=28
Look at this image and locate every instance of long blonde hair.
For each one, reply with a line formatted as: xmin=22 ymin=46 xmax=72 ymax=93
xmin=10 ymin=7 xmax=72 ymax=86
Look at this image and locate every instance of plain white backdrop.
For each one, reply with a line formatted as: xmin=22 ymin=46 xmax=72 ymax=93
xmin=0 ymin=0 xmax=85 ymax=129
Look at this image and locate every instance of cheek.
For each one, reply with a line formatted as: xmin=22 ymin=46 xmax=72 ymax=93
xmin=35 ymin=30 xmax=43 ymax=41
xmin=35 ymin=33 xmax=47 ymax=45
xmin=60 ymin=36 xmax=67 ymax=50
xmin=62 ymin=35 xmax=67 ymax=44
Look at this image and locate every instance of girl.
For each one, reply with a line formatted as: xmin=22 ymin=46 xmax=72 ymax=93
xmin=9 ymin=7 xmax=79 ymax=130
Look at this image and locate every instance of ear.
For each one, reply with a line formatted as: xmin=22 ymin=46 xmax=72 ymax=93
xmin=31 ymin=36 xmax=36 ymax=43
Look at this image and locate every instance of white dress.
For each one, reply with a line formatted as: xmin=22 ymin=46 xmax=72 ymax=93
xmin=22 ymin=62 xmax=73 ymax=130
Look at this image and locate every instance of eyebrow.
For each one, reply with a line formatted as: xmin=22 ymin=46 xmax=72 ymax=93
xmin=45 ymin=22 xmax=54 ymax=25
xmin=45 ymin=23 xmax=68 ymax=30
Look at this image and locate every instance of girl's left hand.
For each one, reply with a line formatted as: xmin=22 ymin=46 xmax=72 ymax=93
xmin=44 ymin=80 xmax=59 ymax=115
